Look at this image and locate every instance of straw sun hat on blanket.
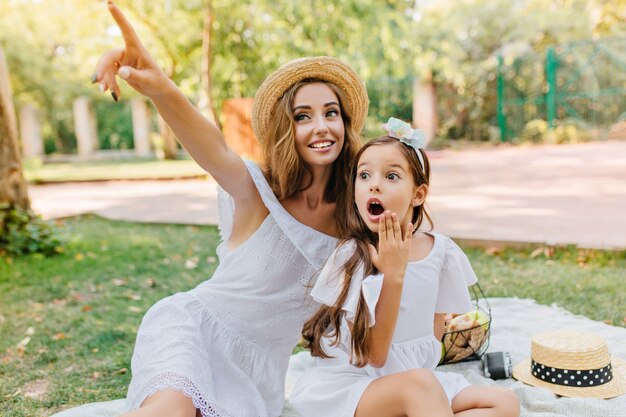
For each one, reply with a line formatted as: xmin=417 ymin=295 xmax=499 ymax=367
xmin=513 ymin=330 xmax=626 ymax=399
xmin=252 ymin=56 xmax=369 ymax=144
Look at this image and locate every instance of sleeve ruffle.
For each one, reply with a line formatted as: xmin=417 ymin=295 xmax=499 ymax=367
xmin=310 ymin=241 xmax=382 ymax=327
xmin=310 ymin=241 xmax=356 ymax=306
xmin=435 ymin=236 xmax=478 ymax=314
xmin=343 ymin=272 xmax=383 ymax=327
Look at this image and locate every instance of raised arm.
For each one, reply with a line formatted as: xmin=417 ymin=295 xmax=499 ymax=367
xmin=363 ymin=211 xmax=412 ymax=368
xmin=94 ymin=1 xmax=254 ymax=203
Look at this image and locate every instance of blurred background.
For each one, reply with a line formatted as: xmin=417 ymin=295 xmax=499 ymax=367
xmin=2 ymin=0 xmax=625 ymax=166
xmin=1 ymin=2 xmax=625 ymax=415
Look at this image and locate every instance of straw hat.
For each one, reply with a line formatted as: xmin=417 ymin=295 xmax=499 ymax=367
xmin=513 ymin=330 xmax=626 ymax=399
xmin=251 ymin=56 xmax=369 ymax=143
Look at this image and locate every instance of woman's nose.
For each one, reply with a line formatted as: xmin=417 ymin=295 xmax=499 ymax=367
xmin=314 ymin=117 xmax=328 ymax=135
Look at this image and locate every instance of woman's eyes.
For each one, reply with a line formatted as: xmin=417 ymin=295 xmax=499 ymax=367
xmin=294 ymin=109 xmax=339 ymax=121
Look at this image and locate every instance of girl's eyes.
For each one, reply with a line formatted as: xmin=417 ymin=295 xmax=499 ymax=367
xmin=357 ymin=172 xmax=399 ymax=180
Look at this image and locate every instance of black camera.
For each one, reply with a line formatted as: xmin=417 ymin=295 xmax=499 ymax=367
xmin=482 ymin=352 xmax=512 ymax=380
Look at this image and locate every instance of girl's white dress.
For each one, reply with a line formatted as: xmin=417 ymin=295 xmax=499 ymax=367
xmin=125 ymin=162 xmax=337 ymax=417
xmin=290 ymin=233 xmax=478 ymax=417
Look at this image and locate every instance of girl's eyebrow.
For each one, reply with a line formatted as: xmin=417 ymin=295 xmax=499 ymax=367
xmin=387 ymin=163 xmax=407 ymax=171
xmin=292 ymin=101 xmax=340 ymax=111
xmin=357 ymin=162 xmax=408 ymax=172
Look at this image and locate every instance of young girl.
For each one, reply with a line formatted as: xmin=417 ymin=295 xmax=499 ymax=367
xmin=291 ymin=119 xmax=520 ymax=417
xmin=93 ymin=2 xmax=368 ymax=417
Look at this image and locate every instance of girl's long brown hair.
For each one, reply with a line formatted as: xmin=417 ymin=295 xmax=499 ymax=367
xmin=302 ymin=136 xmax=432 ymax=367
xmin=261 ymin=79 xmax=361 ymax=221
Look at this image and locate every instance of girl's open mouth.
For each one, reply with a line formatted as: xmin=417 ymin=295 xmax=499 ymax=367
xmin=367 ymin=199 xmax=385 ymax=217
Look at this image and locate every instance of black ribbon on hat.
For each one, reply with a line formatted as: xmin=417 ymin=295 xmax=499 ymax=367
xmin=531 ymin=360 xmax=613 ymax=387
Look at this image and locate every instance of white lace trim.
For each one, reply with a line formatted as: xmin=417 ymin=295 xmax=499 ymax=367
xmin=135 ymin=371 xmax=234 ymax=417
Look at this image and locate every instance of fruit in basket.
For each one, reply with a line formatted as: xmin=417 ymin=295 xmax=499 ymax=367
xmin=446 ymin=310 xmax=489 ymax=332
xmin=441 ymin=309 xmax=490 ymax=364
xmin=468 ymin=325 xmax=487 ymax=351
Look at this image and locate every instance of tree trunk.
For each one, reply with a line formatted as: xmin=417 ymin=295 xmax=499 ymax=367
xmin=157 ymin=115 xmax=179 ymax=160
xmin=0 ymin=47 xmax=29 ymax=210
xmin=198 ymin=0 xmax=219 ymax=128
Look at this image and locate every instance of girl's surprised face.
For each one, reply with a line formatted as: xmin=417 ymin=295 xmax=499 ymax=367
xmin=355 ymin=144 xmax=424 ymax=233
xmin=292 ymin=83 xmax=345 ymax=168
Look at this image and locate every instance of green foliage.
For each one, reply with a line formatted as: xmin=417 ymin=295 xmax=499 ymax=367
xmin=93 ymin=100 xmax=134 ymax=150
xmin=515 ymin=118 xmax=592 ymax=144
xmin=0 ymin=0 xmax=624 ymax=151
xmin=548 ymin=119 xmax=592 ymax=144
xmin=0 ymin=205 xmax=64 ymax=257
xmin=516 ymin=119 xmax=549 ymax=143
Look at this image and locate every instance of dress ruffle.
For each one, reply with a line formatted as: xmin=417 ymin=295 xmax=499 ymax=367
xmin=366 ymin=334 xmax=443 ymax=376
xmin=217 ymin=161 xmax=337 ymax=270
xmin=126 ymin=292 xmax=281 ymax=417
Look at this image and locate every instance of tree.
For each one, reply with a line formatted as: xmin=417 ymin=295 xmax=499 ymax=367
xmin=0 ymin=46 xmax=29 ymax=211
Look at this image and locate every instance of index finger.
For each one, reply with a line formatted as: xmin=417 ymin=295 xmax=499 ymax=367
xmin=108 ymin=1 xmax=143 ymax=50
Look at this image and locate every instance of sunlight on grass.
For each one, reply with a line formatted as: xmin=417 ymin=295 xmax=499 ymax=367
xmin=23 ymin=159 xmax=209 ymax=183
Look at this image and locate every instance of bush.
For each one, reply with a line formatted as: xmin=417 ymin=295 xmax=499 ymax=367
xmin=0 ymin=204 xmax=64 ymax=257
xmin=547 ymin=118 xmax=591 ymax=144
xmin=515 ymin=118 xmax=591 ymax=144
xmin=516 ymin=119 xmax=549 ymax=143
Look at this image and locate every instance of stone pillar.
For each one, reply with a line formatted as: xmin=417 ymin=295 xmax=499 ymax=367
xmin=131 ymin=98 xmax=151 ymax=157
xmin=19 ymin=104 xmax=43 ymax=158
xmin=412 ymin=69 xmax=438 ymax=146
xmin=73 ymin=96 xmax=98 ymax=159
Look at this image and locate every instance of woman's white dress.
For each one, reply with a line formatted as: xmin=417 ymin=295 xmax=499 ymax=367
xmin=290 ymin=233 xmax=478 ymax=417
xmin=125 ymin=162 xmax=337 ymax=417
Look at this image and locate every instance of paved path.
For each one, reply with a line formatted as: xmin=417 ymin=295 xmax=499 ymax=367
xmin=30 ymin=140 xmax=626 ymax=250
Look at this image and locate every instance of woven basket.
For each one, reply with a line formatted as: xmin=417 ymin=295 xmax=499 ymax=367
xmin=439 ymin=284 xmax=491 ymax=365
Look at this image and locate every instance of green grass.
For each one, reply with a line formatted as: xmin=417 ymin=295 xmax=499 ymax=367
xmin=23 ymin=159 xmax=208 ymax=183
xmin=1 ymin=216 xmax=624 ymax=416
xmin=0 ymin=216 xmax=220 ymax=416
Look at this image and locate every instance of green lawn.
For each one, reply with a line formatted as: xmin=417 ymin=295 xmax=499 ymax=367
xmin=1 ymin=216 xmax=624 ymax=416
xmin=23 ymin=159 xmax=208 ymax=183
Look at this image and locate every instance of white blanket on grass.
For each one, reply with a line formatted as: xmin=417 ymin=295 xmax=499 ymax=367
xmin=50 ymin=298 xmax=626 ymax=417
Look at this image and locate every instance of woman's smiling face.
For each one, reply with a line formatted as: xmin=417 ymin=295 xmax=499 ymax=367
xmin=292 ymin=82 xmax=345 ymax=168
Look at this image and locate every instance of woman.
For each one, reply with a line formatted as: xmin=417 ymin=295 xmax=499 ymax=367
xmin=93 ymin=2 xmax=368 ymax=417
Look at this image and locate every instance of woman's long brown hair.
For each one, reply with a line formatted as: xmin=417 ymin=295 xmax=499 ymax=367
xmin=301 ymin=136 xmax=432 ymax=367
xmin=261 ymin=79 xmax=361 ymax=223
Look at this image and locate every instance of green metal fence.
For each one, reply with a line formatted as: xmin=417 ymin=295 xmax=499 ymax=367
xmin=497 ymin=37 xmax=626 ymax=142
